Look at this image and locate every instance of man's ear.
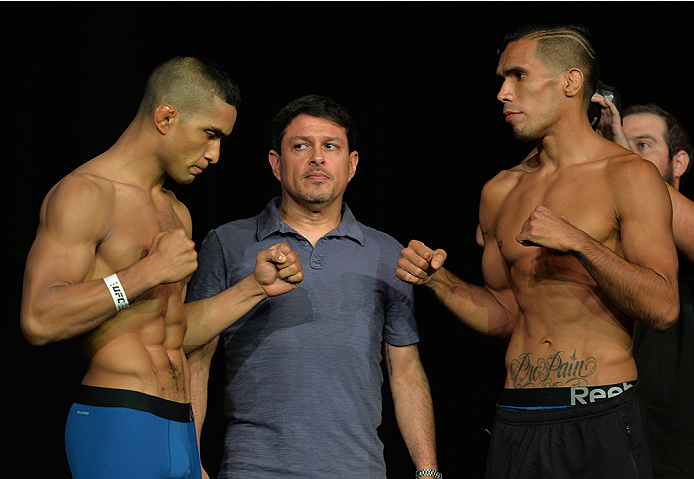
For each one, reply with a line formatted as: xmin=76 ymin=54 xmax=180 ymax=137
xmin=268 ymin=150 xmax=282 ymax=181
xmin=673 ymin=150 xmax=690 ymax=181
xmin=154 ymin=104 xmax=177 ymax=134
xmin=564 ymin=68 xmax=584 ymax=98
xmin=347 ymin=151 xmax=359 ymax=182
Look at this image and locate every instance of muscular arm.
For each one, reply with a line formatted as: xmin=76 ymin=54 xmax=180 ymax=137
xmin=20 ymin=176 xmax=196 ymax=345
xmin=397 ymin=176 xmax=518 ymax=339
xmin=518 ymin=160 xmax=679 ymax=331
xmin=183 ymin=243 xmax=303 ymax=352
xmin=414 ymin=261 xmax=516 ymax=338
xmin=666 ymin=182 xmax=694 ymax=264
xmin=591 ymin=95 xmax=694 ymax=263
xmin=385 ymin=343 xmax=438 ymax=473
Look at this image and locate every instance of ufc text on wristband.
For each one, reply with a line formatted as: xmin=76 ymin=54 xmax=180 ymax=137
xmin=104 ymin=273 xmax=129 ymax=311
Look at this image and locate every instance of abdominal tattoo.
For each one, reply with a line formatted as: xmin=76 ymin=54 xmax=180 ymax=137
xmin=509 ymin=350 xmax=597 ymax=388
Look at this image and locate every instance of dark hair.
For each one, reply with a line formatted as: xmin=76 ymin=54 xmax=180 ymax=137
xmin=271 ymin=95 xmax=357 ymax=153
xmin=625 ymin=103 xmax=694 ymax=184
xmin=137 ymin=56 xmax=241 ymax=120
xmin=499 ymin=23 xmax=600 ymax=104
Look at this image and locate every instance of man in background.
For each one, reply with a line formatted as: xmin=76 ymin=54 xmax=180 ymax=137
xmin=594 ymin=98 xmax=694 ymax=478
xmin=186 ymin=94 xmax=441 ymax=478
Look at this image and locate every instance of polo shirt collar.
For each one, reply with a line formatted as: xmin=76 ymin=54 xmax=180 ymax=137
xmin=257 ymin=197 xmax=364 ymax=245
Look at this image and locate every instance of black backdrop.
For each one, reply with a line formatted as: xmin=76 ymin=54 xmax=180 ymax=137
xmin=4 ymin=2 xmax=693 ymax=478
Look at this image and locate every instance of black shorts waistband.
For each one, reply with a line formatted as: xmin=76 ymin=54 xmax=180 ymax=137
xmin=499 ymin=381 xmax=637 ymax=408
xmin=74 ymin=385 xmax=194 ymax=422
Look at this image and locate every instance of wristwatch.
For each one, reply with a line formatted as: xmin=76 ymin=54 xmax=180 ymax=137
xmin=415 ymin=469 xmax=443 ymax=479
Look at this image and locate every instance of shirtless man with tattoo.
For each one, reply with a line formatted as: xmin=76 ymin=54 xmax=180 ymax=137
xmin=397 ymin=25 xmax=678 ymax=479
xmin=20 ymin=57 xmax=303 ymax=479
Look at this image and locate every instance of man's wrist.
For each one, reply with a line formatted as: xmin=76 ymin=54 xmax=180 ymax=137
xmin=415 ymin=469 xmax=442 ymax=479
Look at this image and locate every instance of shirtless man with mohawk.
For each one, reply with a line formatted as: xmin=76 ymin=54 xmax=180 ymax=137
xmin=397 ymin=25 xmax=678 ymax=479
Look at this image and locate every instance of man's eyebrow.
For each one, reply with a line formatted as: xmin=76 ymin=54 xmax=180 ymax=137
xmin=631 ymin=134 xmax=659 ymax=143
xmin=208 ymin=127 xmax=231 ymax=138
xmin=497 ymin=65 xmax=526 ymax=78
xmin=289 ymin=135 xmax=345 ymax=143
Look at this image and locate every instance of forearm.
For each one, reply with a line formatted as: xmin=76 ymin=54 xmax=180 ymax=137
xmin=21 ymin=258 xmax=160 ymax=345
xmin=183 ymin=274 xmax=267 ymax=352
xmin=426 ymin=268 xmax=514 ymax=338
xmin=390 ymin=360 xmax=438 ymax=470
xmin=574 ymin=236 xmax=679 ymax=331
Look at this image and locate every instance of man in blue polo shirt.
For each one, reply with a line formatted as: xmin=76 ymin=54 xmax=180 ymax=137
xmin=186 ymin=95 xmax=441 ymax=479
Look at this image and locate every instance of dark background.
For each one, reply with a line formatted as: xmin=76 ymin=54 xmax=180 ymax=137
xmin=4 ymin=2 xmax=693 ymax=477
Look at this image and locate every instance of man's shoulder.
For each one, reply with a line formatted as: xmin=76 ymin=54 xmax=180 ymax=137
xmin=356 ymin=221 xmax=404 ymax=250
xmin=481 ymin=166 xmax=526 ymax=201
xmin=208 ymin=214 xmax=260 ymax=237
xmin=45 ymin=168 xmax=116 ymax=211
xmin=601 ymin=148 xmax=662 ymax=181
xmin=202 ymin=212 xmax=269 ymax=252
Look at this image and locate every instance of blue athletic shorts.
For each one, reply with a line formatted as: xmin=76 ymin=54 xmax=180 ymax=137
xmin=65 ymin=385 xmax=202 ymax=479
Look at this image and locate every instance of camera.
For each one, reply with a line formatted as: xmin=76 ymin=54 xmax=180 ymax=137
xmin=589 ymin=80 xmax=622 ymax=130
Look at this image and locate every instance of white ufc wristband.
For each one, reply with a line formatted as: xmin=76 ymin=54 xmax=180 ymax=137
xmin=104 ymin=273 xmax=129 ymax=311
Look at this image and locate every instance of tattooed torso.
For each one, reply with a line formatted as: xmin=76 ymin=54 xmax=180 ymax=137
xmin=483 ymin=156 xmax=641 ymax=389
xmin=509 ymin=350 xmax=597 ymax=388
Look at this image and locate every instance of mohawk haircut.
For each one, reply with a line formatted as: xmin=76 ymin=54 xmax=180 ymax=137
xmin=499 ymin=24 xmax=600 ymax=104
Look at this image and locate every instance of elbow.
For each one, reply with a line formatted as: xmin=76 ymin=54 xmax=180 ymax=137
xmin=21 ymin=324 xmax=50 ymax=347
xmin=20 ymin=314 xmax=57 ymax=346
xmin=650 ymin=298 xmax=680 ymax=333
xmin=661 ymin=302 xmax=680 ymax=332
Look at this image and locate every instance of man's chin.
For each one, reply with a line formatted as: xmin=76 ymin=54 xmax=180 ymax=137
xmin=513 ymin=130 xmax=541 ymax=143
xmin=300 ymin=191 xmax=333 ymax=205
xmin=170 ymin=174 xmax=196 ymax=186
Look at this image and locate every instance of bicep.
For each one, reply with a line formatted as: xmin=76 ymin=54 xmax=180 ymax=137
xmin=479 ymin=188 xmax=518 ymax=320
xmin=615 ymin=161 xmax=678 ymax=279
xmin=667 ymin=183 xmax=694 ymax=263
xmin=479 ymin=203 xmax=518 ymax=316
xmin=24 ymin=179 xmax=109 ymax=295
xmin=481 ymin=239 xmax=518 ymax=324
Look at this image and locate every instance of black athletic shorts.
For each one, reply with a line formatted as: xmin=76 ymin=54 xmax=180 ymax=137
xmin=485 ymin=382 xmax=652 ymax=479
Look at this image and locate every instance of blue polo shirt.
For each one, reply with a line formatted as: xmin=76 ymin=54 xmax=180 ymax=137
xmin=186 ymin=197 xmax=419 ymax=478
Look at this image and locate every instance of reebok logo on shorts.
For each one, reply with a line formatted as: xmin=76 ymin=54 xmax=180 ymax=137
xmin=570 ymin=381 xmax=633 ymax=405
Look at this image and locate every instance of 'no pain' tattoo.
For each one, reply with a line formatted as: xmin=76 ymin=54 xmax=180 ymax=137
xmin=510 ymin=350 xmax=597 ymax=388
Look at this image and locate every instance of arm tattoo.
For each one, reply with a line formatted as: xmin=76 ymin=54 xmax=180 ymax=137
xmin=385 ymin=343 xmax=394 ymax=376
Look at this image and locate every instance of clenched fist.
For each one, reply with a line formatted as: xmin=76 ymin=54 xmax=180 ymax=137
xmin=253 ymin=242 xmax=303 ymax=297
xmin=147 ymin=229 xmax=198 ymax=284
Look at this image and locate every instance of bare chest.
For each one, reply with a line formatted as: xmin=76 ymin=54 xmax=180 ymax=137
xmin=95 ymin=187 xmax=186 ymax=275
xmin=495 ymin=170 xmax=621 ymax=268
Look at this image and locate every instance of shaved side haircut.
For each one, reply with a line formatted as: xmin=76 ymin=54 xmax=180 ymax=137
xmin=137 ymin=56 xmax=241 ymax=122
xmin=499 ymin=24 xmax=600 ymax=105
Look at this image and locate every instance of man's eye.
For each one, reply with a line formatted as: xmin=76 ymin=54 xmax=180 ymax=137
xmin=637 ymin=142 xmax=650 ymax=150
xmin=294 ymin=143 xmax=308 ymax=150
xmin=325 ymin=144 xmax=338 ymax=150
xmin=515 ymin=72 xmax=526 ymax=80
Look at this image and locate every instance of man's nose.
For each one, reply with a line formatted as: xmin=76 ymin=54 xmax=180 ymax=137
xmin=497 ymin=80 xmax=512 ymax=103
xmin=206 ymin=142 xmax=221 ymax=164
